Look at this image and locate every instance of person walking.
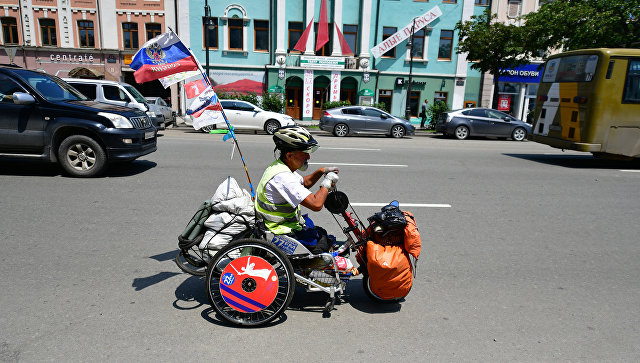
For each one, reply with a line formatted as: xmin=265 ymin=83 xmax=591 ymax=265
xmin=420 ymin=99 xmax=429 ymax=129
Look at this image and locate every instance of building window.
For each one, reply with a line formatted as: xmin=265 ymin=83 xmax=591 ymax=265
xmin=434 ymin=91 xmax=448 ymax=105
xmin=343 ymin=24 xmax=357 ymax=55
xmin=40 ymin=18 xmax=57 ymax=46
xmin=382 ymin=27 xmax=397 ymax=58
xmin=443 ymin=0 xmax=457 ymax=3
xmin=314 ymin=22 xmax=333 ymax=56
xmin=203 ymin=17 xmax=218 ymax=48
xmin=2 ymin=17 xmax=19 ymax=44
xmin=254 ymin=20 xmax=268 ymax=51
xmin=507 ymin=0 xmax=522 ymax=18
xmin=411 ymin=29 xmax=425 ymax=59
xmin=378 ymin=90 xmax=392 ymax=112
xmin=122 ymin=22 xmax=138 ymax=49
xmin=78 ymin=20 xmax=94 ymax=48
xmin=438 ymin=30 xmax=453 ymax=60
xmin=146 ymin=23 xmax=161 ymax=41
xmin=288 ymin=21 xmax=303 ymax=52
xmin=475 ymin=0 xmax=490 ymax=5
xmin=228 ymin=18 xmax=243 ymax=50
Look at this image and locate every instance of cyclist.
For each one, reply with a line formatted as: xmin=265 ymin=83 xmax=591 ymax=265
xmin=255 ymin=126 xmax=339 ymax=253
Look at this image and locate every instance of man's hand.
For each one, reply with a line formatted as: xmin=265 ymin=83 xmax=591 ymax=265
xmin=323 ymin=166 xmax=339 ymax=175
xmin=320 ymin=172 xmax=339 ymax=191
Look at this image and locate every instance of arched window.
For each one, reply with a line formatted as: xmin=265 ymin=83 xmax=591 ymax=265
xmin=221 ymin=5 xmax=248 ymax=53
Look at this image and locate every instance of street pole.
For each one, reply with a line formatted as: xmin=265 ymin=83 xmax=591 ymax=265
xmin=204 ymin=1 xmax=210 ymax=79
xmin=405 ymin=18 xmax=416 ymax=121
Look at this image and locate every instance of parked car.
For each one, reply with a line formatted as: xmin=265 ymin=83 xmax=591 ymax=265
xmin=0 ymin=66 xmax=157 ymax=177
xmin=197 ymin=99 xmax=295 ymax=134
xmin=319 ymin=106 xmax=415 ymax=138
xmin=145 ymin=96 xmax=175 ymax=127
xmin=63 ymin=78 xmax=166 ymax=129
xmin=435 ymin=108 xmax=532 ymax=141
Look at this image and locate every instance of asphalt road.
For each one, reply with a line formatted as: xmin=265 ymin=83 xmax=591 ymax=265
xmin=1 ymin=128 xmax=639 ymax=361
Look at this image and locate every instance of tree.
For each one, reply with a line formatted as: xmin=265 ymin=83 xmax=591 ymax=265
xmin=455 ymin=9 xmax=531 ymax=109
xmin=522 ymin=0 xmax=640 ymax=53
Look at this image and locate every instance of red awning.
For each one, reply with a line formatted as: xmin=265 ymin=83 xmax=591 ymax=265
xmin=213 ymin=79 xmax=265 ymax=94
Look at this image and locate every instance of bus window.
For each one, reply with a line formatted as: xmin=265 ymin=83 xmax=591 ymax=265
xmin=554 ymin=55 xmax=599 ymax=82
xmin=622 ymin=59 xmax=640 ymax=103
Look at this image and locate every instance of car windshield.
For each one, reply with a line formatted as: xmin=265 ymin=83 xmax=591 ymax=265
xmin=124 ymin=84 xmax=148 ymax=104
xmin=13 ymin=70 xmax=87 ymax=102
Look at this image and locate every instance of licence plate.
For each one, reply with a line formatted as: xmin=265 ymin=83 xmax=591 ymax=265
xmin=144 ymin=131 xmax=155 ymax=140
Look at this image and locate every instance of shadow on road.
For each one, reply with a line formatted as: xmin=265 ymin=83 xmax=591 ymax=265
xmin=504 ymin=153 xmax=640 ymax=169
xmin=0 ymin=159 xmax=156 ymax=177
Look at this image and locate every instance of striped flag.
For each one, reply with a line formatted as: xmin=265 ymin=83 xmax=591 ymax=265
xmin=130 ymin=31 xmax=198 ymax=84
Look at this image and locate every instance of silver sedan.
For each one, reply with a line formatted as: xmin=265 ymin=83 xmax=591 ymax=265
xmin=319 ymin=106 xmax=415 ymax=138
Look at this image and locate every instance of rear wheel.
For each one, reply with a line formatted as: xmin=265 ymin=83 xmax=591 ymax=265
xmin=205 ymin=238 xmax=295 ymax=326
xmin=264 ymin=120 xmax=280 ymax=135
xmin=58 ymin=135 xmax=107 ymax=177
xmin=333 ymin=123 xmax=349 ymax=137
xmin=362 ymin=275 xmax=404 ymax=304
xmin=511 ymin=127 xmax=527 ymax=141
xmin=454 ymin=125 xmax=469 ymax=140
xmin=390 ymin=125 xmax=406 ymax=138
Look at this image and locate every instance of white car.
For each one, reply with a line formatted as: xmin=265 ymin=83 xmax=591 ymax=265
xmin=197 ymin=100 xmax=295 ymax=134
xmin=145 ymin=97 xmax=175 ymax=127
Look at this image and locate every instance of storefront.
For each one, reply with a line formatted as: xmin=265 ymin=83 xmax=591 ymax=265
xmin=496 ymin=63 xmax=543 ymax=122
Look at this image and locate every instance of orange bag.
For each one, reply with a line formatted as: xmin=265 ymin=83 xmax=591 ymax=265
xmin=402 ymin=211 xmax=421 ymax=260
xmin=366 ymin=241 xmax=413 ymax=300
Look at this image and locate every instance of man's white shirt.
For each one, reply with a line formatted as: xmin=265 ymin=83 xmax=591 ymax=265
xmin=264 ymin=171 xmax=311 ymax=208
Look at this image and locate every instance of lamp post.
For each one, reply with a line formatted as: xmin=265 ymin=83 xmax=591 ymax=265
xmin=405 ymin=18 xmax=417 ymax=121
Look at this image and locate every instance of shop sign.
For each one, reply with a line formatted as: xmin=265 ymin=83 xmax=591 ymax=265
xmin=268 ymin=85 xmax=284 ymax=93
xmin=278 ymin=68 xmax=285 ymax=79
xmin=394 ymin=78 xmax=426 ymax=88
xmin=358 ymin=89 xmax=374 ymax=97
xmin=49 ymin=53 xmax=95 ymax=63
xmin=498 ymin=95 xmax=511 ymax=111
xmin=300 ymin=56 xmax=345 ymax=69
xmin=107 ymin=55 xmax=117 ymax=64
xmin=499 ymin=64 xmax=543 ymax=83
xmin=303 ymin=70 xmax=313 ymax=118
xmin=363 ymin=72 xmax=370 ymax=83
xmin=330 ymin=71 xmax=341 ymax=102
xmin=371 ymin=6 xmax=442 ymax=59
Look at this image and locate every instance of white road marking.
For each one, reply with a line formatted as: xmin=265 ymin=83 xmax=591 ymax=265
xmin=309 ymin=162 xmax=407 ymax=167
xmin=320 ymin=147 xmax=381 ymax=151
xmin=351 ymin=203 xmax=451 ymax=208
xmin=620 ymin=170 xmax=640 ymax=173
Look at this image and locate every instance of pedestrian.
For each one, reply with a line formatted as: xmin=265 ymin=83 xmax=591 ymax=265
xmin=420 ymin=99 xmax=429 ymax=128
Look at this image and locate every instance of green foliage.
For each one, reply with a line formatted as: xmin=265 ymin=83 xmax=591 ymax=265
xmin=322 ymin=100 xmax=351 ymax=110
xmin=372 ymin=102 xmax=389 ymax=112
xmin=521 ymin=0 xmax=640 ymax=52
xmin=261 ymin=92 xmax=285 ymax=113
xmin=426 ymin=100 xmax=449 ymax=124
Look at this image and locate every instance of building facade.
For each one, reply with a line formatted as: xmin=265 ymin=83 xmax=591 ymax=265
xmin=0 ymin=0 xmax=179 ymax=109
xmin=181 ymin=0 xmax=490 ymax=120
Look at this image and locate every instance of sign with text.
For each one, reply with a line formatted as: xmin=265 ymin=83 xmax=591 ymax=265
xmin=303 ymin=70 xmax=314 ymax=118
xmin=300 ymin=56 xmax=345 ymax=69
xmin=371 ymin=6 xmax=442 ymax=59
xmin=330 ymin=71 xmax=341 ymax=102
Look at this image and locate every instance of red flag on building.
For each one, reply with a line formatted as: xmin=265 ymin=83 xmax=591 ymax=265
xmin=315 ymin=0 xmax=329 ymax=52
xmin=293 ymin=18 xmax=314 ymax=52
xmin=335 ymin=24 xmax=353 ymax=55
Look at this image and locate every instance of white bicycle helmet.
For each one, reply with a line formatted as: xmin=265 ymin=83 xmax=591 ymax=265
xmin=273 ymin=125 xmax=318 ymax=153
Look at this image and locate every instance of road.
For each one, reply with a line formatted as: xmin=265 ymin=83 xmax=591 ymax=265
xmin=1 ymin=128 xmax=639 ymax=361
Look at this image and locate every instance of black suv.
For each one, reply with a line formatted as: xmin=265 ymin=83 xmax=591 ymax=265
xmin=0 ymin=66 xmax=157 ymax=177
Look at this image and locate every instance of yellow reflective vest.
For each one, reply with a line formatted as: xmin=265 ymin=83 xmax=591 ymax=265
xmin=254 ymin=159 xmax=304 ymax=234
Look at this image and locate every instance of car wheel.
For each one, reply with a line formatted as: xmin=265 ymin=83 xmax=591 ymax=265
xmin=264 ymin=120 xmax=280 ymax=135
xmin=200 ymin=124 xmax=216 ymax=133
xmin=158 ymin=115 xmax=166 ymax=130
xmin=390 ymin=125 xmax=406 ymax=138
xmin=333 ymin=123 xmax=349 ymax=137
xmin=511 ymin=127 xmax=527 ymax=141
xmin=454 ymin=125 xmax=469 ymax=140
xmin=58 ymin=135 xmax=106 ymax=177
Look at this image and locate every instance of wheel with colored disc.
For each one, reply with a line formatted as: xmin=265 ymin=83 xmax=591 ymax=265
xmin=205 ymin=238 xmax=295 ymax=326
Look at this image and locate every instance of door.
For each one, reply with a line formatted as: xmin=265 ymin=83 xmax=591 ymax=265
xmin=312 ymin=88 xmax=326 ymax=120
xmin=485 ymin=109 xmax=515 ymax=136
xmin=285 ymin=87 xmax=301 ymax=119
xmin=0 ymin=75 xmax=46 ymax=153
xmin=101 ymin=85 xmax=132 ymax=108
xmin=361 ymin=107 xmax=389 ymax=133
xmin=461 ymin=108 xmax=490 ymax=135
xmin=233 ymin=100 xmax=260 ymax=129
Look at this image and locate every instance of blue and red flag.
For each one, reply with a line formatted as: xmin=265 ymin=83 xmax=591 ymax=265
xmin=130 ymin=31 xmax=198 ymax=84
xmin=186 ymin=87 xmax=222 ymax=118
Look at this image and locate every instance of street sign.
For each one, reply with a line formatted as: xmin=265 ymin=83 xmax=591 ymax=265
xmin=4 ymin=47 xmax=17 ymax=64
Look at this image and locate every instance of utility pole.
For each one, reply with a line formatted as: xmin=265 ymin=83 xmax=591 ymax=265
xmin=405 ymin=17 xmax=417 ymax=121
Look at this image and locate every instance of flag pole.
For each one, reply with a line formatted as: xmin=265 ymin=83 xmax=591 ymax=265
xmin=168 ymin=28 xmax=256 ymax=198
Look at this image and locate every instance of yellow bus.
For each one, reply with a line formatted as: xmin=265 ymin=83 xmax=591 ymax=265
xmin=529 ymin=49 xmax=640 ymax=159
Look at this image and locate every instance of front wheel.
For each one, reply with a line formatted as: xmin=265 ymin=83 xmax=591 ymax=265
xmin=390 ymin=125 xmax=406 ymax=138
xmin=200 ymin=124 xmax=216 ymax=133
xmin=205 ymin=238 xmax=295 ymax=326
xmin=362 ymin=275 xmax=404 ymax=304
xmin=58 ymin=135 xmax=107 ymax=177
xmin=264 ymin=120 xmax=280 ymax=135
xmin=454 ymin=125 xmax=469 ymax=140
xmin=511 ymin=127 xmax=527 ymax=141
xmin=333 ymin=123 xmax=349 ymax=137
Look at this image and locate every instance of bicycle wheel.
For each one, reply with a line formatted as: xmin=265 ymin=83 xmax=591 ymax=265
xmin=362 ymin=275 xmax=405 ymax=304
xmin=205 ymin=238 xmax=295 ymax=326
xmin=175 ymin=249 xmax=208 ymax=276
